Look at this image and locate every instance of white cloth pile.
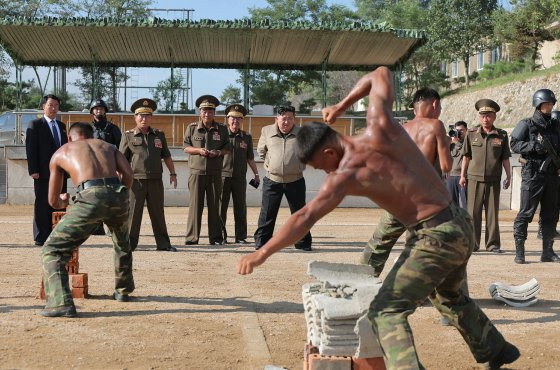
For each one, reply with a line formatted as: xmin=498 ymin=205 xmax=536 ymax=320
xmin=489 ymin=278 xmax=540 ymax=307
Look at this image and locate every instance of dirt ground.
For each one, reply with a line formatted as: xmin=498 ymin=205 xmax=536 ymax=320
xmin=1 ymin=204 xmax=559 ymax=370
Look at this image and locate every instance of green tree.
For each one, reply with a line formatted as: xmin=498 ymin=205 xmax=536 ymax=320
xmin=246 ymin=0 xmax=355 ymax=108
xmin=150 ymin=74 xmax=184 ymax=112
xmin=429 ymin=0 xmax=498 ymax=86
xmin=72 ymin=0 xmax=154 ymax=109
xmin=220 ymin=85 xmax=242 ymax=106
xmin=493 ymin=0 xmax=560 ymax=69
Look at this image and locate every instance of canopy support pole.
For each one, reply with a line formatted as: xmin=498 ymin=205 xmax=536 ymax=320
xmin=243 ymin=55 xmax=250 ymax=109
xmin=169 ymin=47 xmax=175 ymax=114
xmin=321 ymin=54 xmax=330 ymax=108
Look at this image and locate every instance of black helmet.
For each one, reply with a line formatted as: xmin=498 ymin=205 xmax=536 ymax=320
xmin=89 ymin=99 xmax=108 ymax=114
xmin=532 ymin=89 xmax=557 ymax=108
xmin=552 ymin=111 xmax=560 ymax=122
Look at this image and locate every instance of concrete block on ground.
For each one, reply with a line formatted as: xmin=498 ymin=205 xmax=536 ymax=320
xmin=489 ymin=278 xmax=540 ymax=307
xmin=354 ymin=314 xmax=383 ymax=358
xmin=303 ymin=261 xmax=383 ymax=358
xmin=309 ymin=354 xmax=351 ymax=370
xmin=307 ymin=261 xmax=380 ymax=287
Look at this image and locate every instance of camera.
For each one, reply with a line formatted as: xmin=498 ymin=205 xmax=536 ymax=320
xmin=448 ymin=125 xmax=462 ymax=139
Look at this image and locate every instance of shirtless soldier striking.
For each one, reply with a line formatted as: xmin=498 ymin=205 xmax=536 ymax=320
xmin=361 ymin=87 xmax=452 ymax=277
xmin=40 ymin=122 xmax=134 ymax=318
xmin=237 ymin=67 xmax=519 ymax=369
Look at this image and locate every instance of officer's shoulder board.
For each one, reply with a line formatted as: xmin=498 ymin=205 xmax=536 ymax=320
xmin=468 ymin=128 xmax=477 ymax=132
xmin=125 ymin=129 xmax=134 ymax=134
xmin=188 ymin=122 xmax=198 ymax=126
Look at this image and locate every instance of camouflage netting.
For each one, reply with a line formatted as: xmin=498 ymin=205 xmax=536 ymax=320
xmin=0 ymin=16 xmax=425 ymax=70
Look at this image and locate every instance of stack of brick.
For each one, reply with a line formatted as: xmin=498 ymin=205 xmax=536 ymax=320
xmin=39 ymin=211 xmax=88 ymax=299
xmin=489 ymin=278 xmax=539 ymax=307
xmin=302 ymin=261 xmax=385 ymax=369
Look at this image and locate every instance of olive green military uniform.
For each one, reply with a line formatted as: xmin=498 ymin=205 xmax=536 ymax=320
xmin=221 ymin=128 xmax=254 ymax=241
xmin=119 ymin=126 xmax=173 ymax=251
xmin=462 ymin=124 xmax=511 ymax=250
xmin=42 ymin=182 xmax=134 ymax=309
xmin=184 ymin=121 xmax=231 ymax=244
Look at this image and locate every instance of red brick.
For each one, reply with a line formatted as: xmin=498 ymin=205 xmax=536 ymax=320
xmin=39 ymin=280 xmax=45 ymax=300
xmin=352 ymin=357 xmax=386 ymax=370
xmin=52 ymin=212 xmax=66 ymax=227
xmin=309 ymin=354 xmax=351 ymax=370
xmin=70 ymin=273 xmax=88 ymax=288
xmin=71 ymin=286 xmax=88 ymax=299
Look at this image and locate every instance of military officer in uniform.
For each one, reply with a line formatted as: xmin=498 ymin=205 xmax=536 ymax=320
xmin=220 ymin=104 xmax=260 ymax=244
xmin=119 ymin=98 xmax=177 ymax=252
xmin=183 ymin=95 xmax=231 ymax=245
xmin=460 ymin=99 xmax=511 ymax=253
xmin=89 ymin=99 xmax=122 ymax=235
xmin=511 ymin=89 xmax=560 ymax=264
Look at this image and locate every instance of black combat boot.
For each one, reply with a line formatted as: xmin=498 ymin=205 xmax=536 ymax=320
xmin=541 ymin=239 xmax=560 ymax=262
xmin=514 ymin=239 xmax=525 ymax=264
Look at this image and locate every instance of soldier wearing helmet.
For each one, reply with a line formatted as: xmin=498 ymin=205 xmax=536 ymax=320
xmin=510 ymin=89 xmax=560 ymax=264
xmin=89 ymin=99 xmax=123 ymax=235
xmin=90 ymin=99 xmax=121 ymax=148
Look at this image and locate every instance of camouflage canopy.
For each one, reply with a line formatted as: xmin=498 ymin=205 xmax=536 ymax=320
xmin=0 ymin=17 xmax=425 ymax=71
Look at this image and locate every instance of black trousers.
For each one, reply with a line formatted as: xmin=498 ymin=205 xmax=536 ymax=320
xmin=514 ymin=167 xmax=559 ymax=241
xmin=254 ymin=176 xmax=312 ymax=249
xmin=221 ymin=176 xmax=247 ymax=241
xmin=33 ymin=178 xmax=67 ymax=244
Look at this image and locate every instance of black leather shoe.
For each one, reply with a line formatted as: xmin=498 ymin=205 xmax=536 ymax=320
xmin=113 ymin=291 xmax=130 ymax=302
xmin=235 ymin=239 xmax=248 ymax=244
xmin=157 ymin=246 xmax=177 ymax=252
xmin=40 ymin=305 xmax=77 ymax=318
xmin=35 ymin=241 xmax=44 ymax=246
xmin=485 ymin=342 xmax=520 ymax=369
xmin=295 ymin=246 xmax=313 ymax=252
xmin=184 ymin=241 xmax=198 ymax=245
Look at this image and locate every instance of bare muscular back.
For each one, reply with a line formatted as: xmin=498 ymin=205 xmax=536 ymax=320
xmin=403 ymin=118 xmax=438 ymax=164
xmin=52 ymin=139 xmax=123 ymax=185
xmin=320 ymin=68 xmax=451 ymax=226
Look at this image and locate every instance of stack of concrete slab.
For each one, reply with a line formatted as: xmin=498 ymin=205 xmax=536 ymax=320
xmin=489 ymin=278 xmax=539 ymax=307
xmin=302 ymin=261 xmax=384 ymax=358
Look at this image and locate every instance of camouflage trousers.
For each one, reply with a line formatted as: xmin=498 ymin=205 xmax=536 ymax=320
xmin=368 ymin=204 xmax=505 ymax=369
xmin=41 ymin=185 xmax=135 ymax=308
xmin=360 ymin=211 xmax=407 ymax=277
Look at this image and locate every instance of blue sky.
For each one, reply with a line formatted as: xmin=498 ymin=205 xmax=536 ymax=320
xmin=11 ymin=0 xmax=511 ymax=110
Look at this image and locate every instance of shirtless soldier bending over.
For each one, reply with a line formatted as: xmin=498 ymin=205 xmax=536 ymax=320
xmin=40 ymin=122 xmax=134 ymax=318
xmin=237 ymin=67 xmax=519 ymax=369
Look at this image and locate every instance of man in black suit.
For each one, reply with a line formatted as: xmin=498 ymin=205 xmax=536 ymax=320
xmin=25 ymin=94 xmax=68 ymax=246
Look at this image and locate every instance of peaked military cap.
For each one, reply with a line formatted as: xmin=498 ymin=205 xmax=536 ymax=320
xmin=196 ymin=95 xmax=220 ymax=110
xmin=131 ymin=98 xmax=157 ymax=115
xmin=225 ymin=104 xmax=247 ymax=118
xmin=475 ymin=99 xmax=500 ymax=113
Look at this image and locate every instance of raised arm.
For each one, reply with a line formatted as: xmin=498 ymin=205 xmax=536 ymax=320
xmin=323 ymin=67 xmax=394 ymax=128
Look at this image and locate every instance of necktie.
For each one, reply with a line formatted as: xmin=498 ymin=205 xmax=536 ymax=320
xmin=50 ymin=121 xmax=61 ymax=148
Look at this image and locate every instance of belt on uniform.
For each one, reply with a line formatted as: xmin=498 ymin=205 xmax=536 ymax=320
xmin=414 ymin=205 xmax=453 ymax=231
xmin=77 ymin=177 xmax=120 ymax=192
